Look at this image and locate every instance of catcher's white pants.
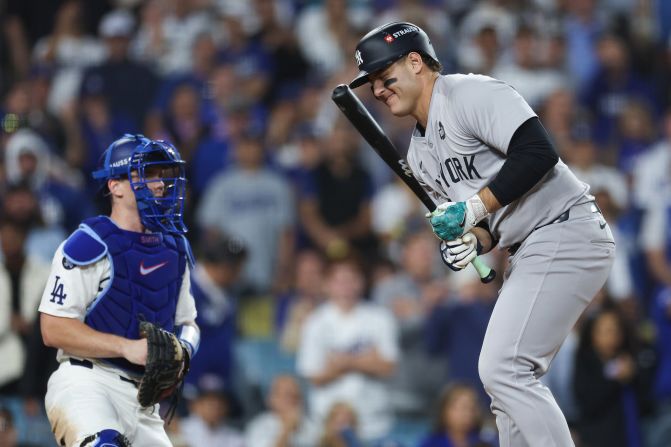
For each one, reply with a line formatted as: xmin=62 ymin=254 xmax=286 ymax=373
xmin=45 ymin=359 xmax=172 ymax=447
xmin=479 ymin=200 xmax=615 ymax=447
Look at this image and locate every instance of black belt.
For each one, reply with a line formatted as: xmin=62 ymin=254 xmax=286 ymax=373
xmin=69 ymin=358 xmax=139 ymax=387
xmin=507 ymin=200 xmax=600 ymax=256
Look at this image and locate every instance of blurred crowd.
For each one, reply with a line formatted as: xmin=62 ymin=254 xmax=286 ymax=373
xmin=1 ymin=0 xmax=671 ymax=446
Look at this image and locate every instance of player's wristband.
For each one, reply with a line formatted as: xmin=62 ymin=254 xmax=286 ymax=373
xmin=466 ymin=194 xmax=489 ymax=226
xmin=178 ymin=324 xmax=200 ymax=358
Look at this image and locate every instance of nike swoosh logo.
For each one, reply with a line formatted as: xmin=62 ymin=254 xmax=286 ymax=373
xmin=140 ymin=261 xmax=168 ymax=275
xmin=599 ymin=221 xmax=607 ymax=230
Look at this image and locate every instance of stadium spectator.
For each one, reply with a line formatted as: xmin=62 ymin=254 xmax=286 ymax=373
xmin=1 ymin=182 xmax=65 ymax=264
xmin=492 ymin=23 xmax=566 ymax=109
xmin=424 ymin=269 xmax=497 ymax=402
xmin=217 ymin=12 xmax=272 ymax=110
xmin=276 ymin=249 xmax=326 ymax=353
xmin=563 ymin=0 xmax=608 ymax=93
xmin=581 ymin=33 xmax=659 ymax=147
xmin=196 ymin=131 xmax=295 ymax=293
xmin=0 ymin=218 xmax=50 ymax=394
xmin=186 ymin=233 xmax=247 ymax=392
xmin=648 ymin=286 xmax=671 ymax=446
xmin=0 ymin=67 xmax=68 ymax=155
xmin=573 ymin=304 xmax=655 ymax=447
xmin=82 ymin=9 xmax=158 ymax=133
xmin=131 ymin=0 xmax=213 ymax=76
xmin=245 ymin=374 xmax=318 ymax=447
xmin=614 ymin=98 xmax=657 ymax=173
xmin=4 ymin=128 xmax=94 ymax=232
xmin=0 ymin=407 xmax=19 ymax=447
xmin=372 ymin=231 xmax=449 ymax=416
xmin=417 ymin=383 xmax=497 ymax=447
xmin=296 ymin=257 xmax=398 ymax=442
xmin=77 ymin=69 xmax=136 ymax=184
xmin=295 ymin=0 xmax=364 ymax=78
xmin=317 ymin=401 xmax=361 ymax=447
xmin=31 ymin=0 xmax=105 ymax=114
xmin=631 ymin=107 xmax=671 ymax=212
xmin=250 ymin=0 xmax=310 ymax=105
xmin=298 ymin=120 xmax=377 ymax=262
xmin=180 ymin=374 xmax=244 ymax=447
xmin=640 ymin=181 xmax=671 ymax=290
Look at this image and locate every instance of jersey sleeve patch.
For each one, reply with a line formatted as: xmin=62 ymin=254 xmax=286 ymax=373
xmin=63 ymin=225 xmax=108 ymax=266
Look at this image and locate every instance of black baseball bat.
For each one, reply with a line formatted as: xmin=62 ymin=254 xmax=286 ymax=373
xmin=331 ymin=84 xmax=496 ymax=283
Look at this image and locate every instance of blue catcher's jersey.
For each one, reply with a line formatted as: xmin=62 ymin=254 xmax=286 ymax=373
xmin=67 ymin=216 xmax=189 ymax=374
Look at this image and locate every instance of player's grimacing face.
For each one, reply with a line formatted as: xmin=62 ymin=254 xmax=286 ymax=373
xmin=369 ymin=55 xmax=420 ymax=116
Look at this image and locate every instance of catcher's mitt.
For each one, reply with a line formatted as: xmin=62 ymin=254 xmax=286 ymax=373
xmin=137 ymin=321 xmax=190 ymax=408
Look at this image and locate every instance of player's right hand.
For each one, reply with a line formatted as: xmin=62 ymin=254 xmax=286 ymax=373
xmin=121 ymin=338 xmax=148 ymax=366
xmin=440 ymin=234 xmax=478 ymax=271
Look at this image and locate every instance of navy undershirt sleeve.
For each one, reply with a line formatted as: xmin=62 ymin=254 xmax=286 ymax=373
xmin=487 ymin=117 xmax=559 ymax=207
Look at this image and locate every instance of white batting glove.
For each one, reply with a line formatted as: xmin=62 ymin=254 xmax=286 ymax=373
xmin=439 ymin=233 xmax=479 ymax=271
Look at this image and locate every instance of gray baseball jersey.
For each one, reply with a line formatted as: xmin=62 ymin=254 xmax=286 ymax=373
xmin=407 ymin=74 xmax=588 ymax=248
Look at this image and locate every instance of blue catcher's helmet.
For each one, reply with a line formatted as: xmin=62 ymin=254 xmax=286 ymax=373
xmin=92 ymin=134 xmax=188 ymax=235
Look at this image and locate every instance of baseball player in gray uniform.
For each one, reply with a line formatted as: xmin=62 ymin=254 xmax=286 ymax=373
xmin=349 ymin=22 xmax=615 ymax=446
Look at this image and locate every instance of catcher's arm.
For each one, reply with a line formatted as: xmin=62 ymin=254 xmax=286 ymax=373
xmin=41 ymin=313 xmax=147 ymax=364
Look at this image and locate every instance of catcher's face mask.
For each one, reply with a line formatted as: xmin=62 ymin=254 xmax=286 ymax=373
xmin=93 ymin=135 xmax=188 ymax=235
xmin=128 ymin=140 xmax=187 ymax=235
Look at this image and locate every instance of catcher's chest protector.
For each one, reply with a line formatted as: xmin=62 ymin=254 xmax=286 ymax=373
xmin=82 ymin=216 xmax=187 ymax=374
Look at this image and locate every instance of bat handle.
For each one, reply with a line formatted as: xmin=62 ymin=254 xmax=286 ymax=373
xmin=472 ymin=256 xmax=496 ymax=284
xmin=462 ymin=232 xmax=496 ymax=283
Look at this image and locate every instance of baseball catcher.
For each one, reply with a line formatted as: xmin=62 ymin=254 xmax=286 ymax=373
xmin=39 ymin=134 xmax=200 ymax=447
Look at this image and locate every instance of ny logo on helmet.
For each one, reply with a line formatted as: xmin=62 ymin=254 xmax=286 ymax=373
xmin=355 ymin=50 xmax=363 ymax=67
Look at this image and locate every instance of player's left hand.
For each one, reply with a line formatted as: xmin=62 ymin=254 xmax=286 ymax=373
xmin=137 ymin=321 xmax=190 ymax=407
xmin=426 ymin=195 xmax=489 ymax=240
xmin=440 ymin=233 xmax=479 ymax=271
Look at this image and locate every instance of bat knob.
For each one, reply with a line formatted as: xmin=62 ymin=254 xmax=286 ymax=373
xmin=480 ymin=269 xmax=497 ymax=284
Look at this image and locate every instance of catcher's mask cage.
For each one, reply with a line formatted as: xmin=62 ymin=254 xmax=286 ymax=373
xmin=92 ymin=134 xmax=188 ymax=235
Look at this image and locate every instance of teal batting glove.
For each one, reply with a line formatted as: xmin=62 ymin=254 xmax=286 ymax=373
xmin=426 ymin=195 xmax=489 ymax=241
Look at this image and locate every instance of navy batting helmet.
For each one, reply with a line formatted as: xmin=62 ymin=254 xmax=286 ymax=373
xmin=350 ymin=22 xmax=439 ymax=89
xmin=92 ymin=134 xmax=188 ymax=235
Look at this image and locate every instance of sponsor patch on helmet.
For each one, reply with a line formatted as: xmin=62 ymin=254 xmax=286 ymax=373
xmin=392 ymin=26 xmax=419 ymax=39
xmin=384 ymin=34 xmax=394 ymax=43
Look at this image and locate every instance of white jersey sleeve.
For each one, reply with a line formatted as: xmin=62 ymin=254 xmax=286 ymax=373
xmin=38 ymin=242 xmax=110 ymax=320
xmin=451 ymin=75 xmax=536 ymax=154
xmin=175 ymin=263 xmax=197 ymax=325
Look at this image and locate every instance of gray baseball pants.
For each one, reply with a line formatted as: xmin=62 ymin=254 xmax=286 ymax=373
xmin=479 ymin=200 xmax=615 ymax=447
